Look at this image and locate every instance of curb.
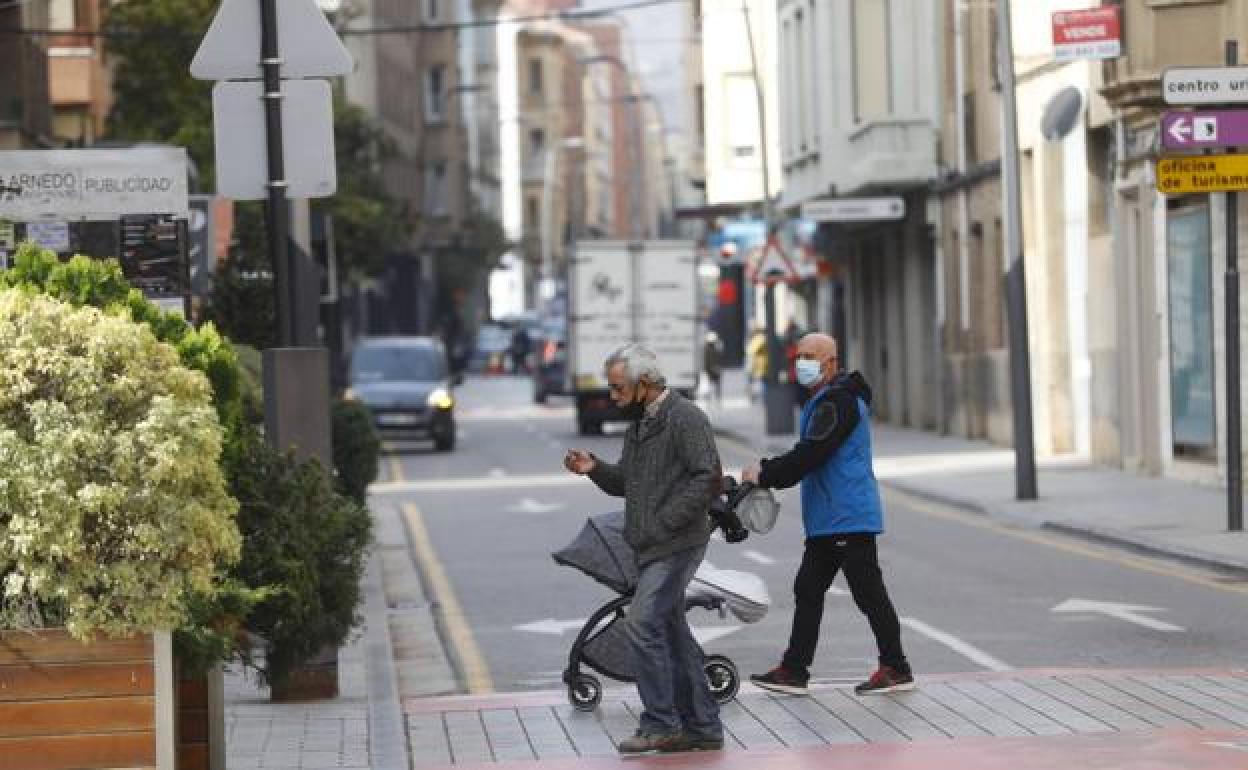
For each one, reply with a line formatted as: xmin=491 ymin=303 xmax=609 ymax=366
xmin=362 ymin=551 xmax=410 ymax=770
xmin=712 ymin=424 xmax=1248 ymax=577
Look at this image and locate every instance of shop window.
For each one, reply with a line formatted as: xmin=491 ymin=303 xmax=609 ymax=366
xmin=1167 ymin=203 xmax=1215 ymax=460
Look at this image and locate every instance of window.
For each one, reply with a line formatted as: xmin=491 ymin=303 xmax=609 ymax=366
xmin=526 ymin=195 xmax=540 ymax=229
xmin=529 ymin=58 xmax=544 ymax=96
xmin=49 ymin=0 xmax=76 ymax=30
xmin=424 ymin=161 xmax=447 ymax=216
xmin=425 ymin=65 xmax=446 ymax=121
xmin=529 ymin=128 xmax=545 ymax=155
xmin=795 ymin=9 xmax=807 ymax=151
xmin=1167 ymin=204 xmax=1215 ymax=460
xmin=425 ymin=0 xmax=439 ymax=21
xmin=851 ymin=0 xmax=891 ymax=122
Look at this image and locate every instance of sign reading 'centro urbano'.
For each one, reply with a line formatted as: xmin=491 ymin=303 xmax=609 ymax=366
xmin=0 ymin=147 xmax=189 ymax=221
xmin=1155 ymin=154 xmax=1248 ymax=195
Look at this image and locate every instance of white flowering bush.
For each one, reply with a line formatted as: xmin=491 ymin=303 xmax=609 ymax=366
xmin=0 ymin=289 xmax=241 ymax=639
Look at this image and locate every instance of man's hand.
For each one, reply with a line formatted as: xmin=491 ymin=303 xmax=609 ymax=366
xmin=564 ymin=449 xmax=596 ymax=475
xmin=742 ymin=462 xmax=761 ymax=484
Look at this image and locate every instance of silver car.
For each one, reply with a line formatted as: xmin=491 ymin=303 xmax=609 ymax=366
xmin=346 ymin=336 xmax=459 ymax=451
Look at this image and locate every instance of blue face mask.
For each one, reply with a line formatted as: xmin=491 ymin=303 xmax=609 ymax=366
xmin=795 ymin=358 xmax=823 ymax=387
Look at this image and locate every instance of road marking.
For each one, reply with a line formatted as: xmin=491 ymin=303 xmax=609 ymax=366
xmin=504 ymin=497 xmax=566 ymax=514
xmin=387 ymin=454 xmax=403 ymax=483
xmin=401 ymin=502 xmax=494 ymax=694
xmin=901 ymin=616 xmax=1012 ymax=672
xmin=489 ymin=468 xmax=507 ymax=478
xmin=372 ymin=473 xmax=583 ymax=493
xmin=743 ymin=550 xmax=775 ymax=565
xmin=1052 ymin=598 xmax=1185 ymax=632
xmin=883 ymin=487 xmax=1248 ymax=598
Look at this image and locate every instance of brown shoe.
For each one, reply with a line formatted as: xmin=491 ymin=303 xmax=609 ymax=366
xmin=674 ymin=731 xmax=724 ymax=751
xmin=617 ymin=730 xmax=684 ymax=755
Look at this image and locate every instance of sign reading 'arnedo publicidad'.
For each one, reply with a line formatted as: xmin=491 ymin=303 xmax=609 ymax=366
xmin=0 ymin=148 xmax=189 ymax=221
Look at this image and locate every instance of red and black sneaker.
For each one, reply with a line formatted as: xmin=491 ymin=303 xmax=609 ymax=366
xmin=750 ymin=665 xmax=809 ymax=696
xmin=854 ymin=666 xmax=916 ymax=695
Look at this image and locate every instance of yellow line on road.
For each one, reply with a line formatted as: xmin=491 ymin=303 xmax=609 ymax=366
xmin=401 ymin=502 xmax=494 ymax=694
xmin=885 ymin=487 xmax=1248 ymax=597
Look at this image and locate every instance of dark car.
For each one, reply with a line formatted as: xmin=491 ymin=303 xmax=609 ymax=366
xmin=347 ymin=336 xmax=459 ymax=451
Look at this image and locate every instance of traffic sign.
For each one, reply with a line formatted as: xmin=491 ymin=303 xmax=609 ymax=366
xmin=1155 ymin=154 xmax=1248 ymax=195
xmin=1162 ymin=66 xmax=1248 ymax=106
xmin=1051 ymin=7 xmax=1120 ymax=62
xmin=212 ymin=80 xmax=337 ymax=200
xmin=801 ymin=197 xmax=905 ymax=223
xmin=1161 ymin=110 xmax=1248 ymax=150
xmin=190 ymin=0 xmax=353 ymax=80
xmin=746 ymin=238 xmax=800 ymax=285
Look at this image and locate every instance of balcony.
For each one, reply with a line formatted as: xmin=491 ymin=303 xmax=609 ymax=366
xmin=843 ymin=118 xmax=937 ymax=193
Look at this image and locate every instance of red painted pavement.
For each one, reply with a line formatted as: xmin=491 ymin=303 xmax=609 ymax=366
xmin=430 ymin=728 xmax=1248 ymax=770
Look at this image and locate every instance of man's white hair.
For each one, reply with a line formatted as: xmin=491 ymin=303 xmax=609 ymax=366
xmin=604 ymin=344 xmax=666 ymax=387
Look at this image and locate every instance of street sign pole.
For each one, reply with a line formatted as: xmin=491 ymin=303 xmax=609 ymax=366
xmin=1226 ymin=40 xmax=1243 ymax=532
xmin=261 ymin=0 xmax=293 ymax=348
xmin=998 ymin=0 xmax=1038 ymax=500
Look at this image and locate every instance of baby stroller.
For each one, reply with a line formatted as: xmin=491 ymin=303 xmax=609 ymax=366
xmin=551 ymin=479 xmax=775 ymax=711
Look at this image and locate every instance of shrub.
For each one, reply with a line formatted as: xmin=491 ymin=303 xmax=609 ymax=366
xmin=332 ymin=399 xmax=381 ymax=505
xmin=224 ymin=429 xmax=372 ymax=686
xmin=0 ymin=290 xmax=241 ymax=639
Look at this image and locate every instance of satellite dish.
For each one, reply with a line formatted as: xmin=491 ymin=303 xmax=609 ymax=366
xmin=1041 ymin=86 xmax=1083 ymax=141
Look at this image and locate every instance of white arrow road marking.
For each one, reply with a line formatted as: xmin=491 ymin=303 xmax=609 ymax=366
xmin=901 ymin=617 xmax=1012 ymax=672
xmin=504 ymin=497 xmax=566 ymax=514
xmin=743 ymin=550 xmax=775 ymax=565
xmin=1051 ymin=598 xmax=1185 ymax=632
xmin=514 ymin=618 xmax=587 ymax=634
xmin=1169 ymin=116 xmax=1192 ymax=145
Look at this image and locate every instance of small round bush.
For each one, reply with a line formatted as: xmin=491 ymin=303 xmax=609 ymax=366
xmin=0 ymin=289 xmax=241 ymax=639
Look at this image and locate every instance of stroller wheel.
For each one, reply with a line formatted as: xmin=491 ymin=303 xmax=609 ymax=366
xmin=568 ymin=673 xmax=603 ymax=711
xmin=704 ymin=655 xmax=739 ymax=703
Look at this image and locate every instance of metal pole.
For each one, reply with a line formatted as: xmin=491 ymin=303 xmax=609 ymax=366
xmin=261 ymin=0 xmax=293 ymax=347
xmin=1226 ymin=40 xmax=1243 ymax=531
xmin=997 ymin=0 xmax=1038 ymax=500
xmin=741 ymin=0 xmax=772 ymax=222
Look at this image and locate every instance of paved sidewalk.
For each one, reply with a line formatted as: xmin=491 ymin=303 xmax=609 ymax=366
xmin=701 ymin=369 xmax=1248 ymax=575
xmin=406 ymin=669 xmax=1248 ymax=768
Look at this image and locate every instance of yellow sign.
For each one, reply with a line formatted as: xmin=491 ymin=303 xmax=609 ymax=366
xmin=1156 ymin=154 xmax=1248 ymax=195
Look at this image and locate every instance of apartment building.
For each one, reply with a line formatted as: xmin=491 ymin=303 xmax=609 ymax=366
xmin=0 ymin=1 xmax=53 ymax=149
xmin=775 ymin=0 xmax=941 ymax=429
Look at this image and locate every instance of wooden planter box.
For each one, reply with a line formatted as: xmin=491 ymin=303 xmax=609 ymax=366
xmin=176 ymin=666 xmax=224 ymax=770
xmin=0 ymin=629 xmax=175 ymax=770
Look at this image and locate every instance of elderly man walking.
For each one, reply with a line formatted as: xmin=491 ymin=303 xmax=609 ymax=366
xmin=564 ymin=344 xmax=725 ymax=755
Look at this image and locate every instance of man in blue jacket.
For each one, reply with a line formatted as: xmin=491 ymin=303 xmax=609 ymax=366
xmin=742 ymin=332 xmax=914 ymax=697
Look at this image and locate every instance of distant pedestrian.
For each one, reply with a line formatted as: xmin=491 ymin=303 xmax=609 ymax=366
xmin=742 ymin=332 xmax=914 ymax=697
xmin=563 ymin=344 xmax=724 ymax=755
xmin=702 ymin=331 xmax=723 ymax=403
xmin=746 ymin=325 xmax=767 ymax=402
xmin=510 ymin=326 xmax=532 ymax=374
xmin=783 ymin=319 xmax=807 ymax=408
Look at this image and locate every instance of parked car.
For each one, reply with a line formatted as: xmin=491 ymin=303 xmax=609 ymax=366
xmin=533 ymin=323 xmax=568 ymax=403
xmin=346 ymin=336 xmax=459 ymax=451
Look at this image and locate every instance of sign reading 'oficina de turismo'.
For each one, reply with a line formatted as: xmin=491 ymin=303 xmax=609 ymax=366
xmin=0 ymin=147 xmax=189 ymax=221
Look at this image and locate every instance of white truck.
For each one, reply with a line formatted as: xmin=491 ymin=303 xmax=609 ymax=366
xmin=567 ymin=240 xmax=700 ymax=435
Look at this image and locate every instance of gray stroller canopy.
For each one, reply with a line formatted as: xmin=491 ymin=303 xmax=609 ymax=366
xmin=552 ymin=511 xmax=637 ymax=595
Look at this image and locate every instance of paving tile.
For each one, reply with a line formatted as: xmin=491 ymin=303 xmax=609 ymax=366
xmin=735 ymin=694 xmax=827 ymax=747
xmin=443 ymin=710 xmax=493 ymax=764
xmin=719 ymin=698 xmax=785 ymax=751
xmin=811 ymin=689 xmax=909 ymax=742
xmin=481 ymin=708 xmax=536 ymax=762
xmin=771 ymin=693 xmax=866 ymax=744
xmin=552 ymin=704 xmax=619 ymax=756
xmin=1106 ymin=676 xmax=1238 ymax=728
xmin=1061 ymin=676 xmax=1196 ymax=728
xmin=919 ymin=683 xmax=1032 ymax=738
xmin=1141 ymin=676 xmax=1248 ymax=728
xmin=896 ymin=690 xmax=992 ymax=738
xmin=838 ymin=690 xmax=947 ymax=740
xmin=407 ymin=713 xmax=452 ymax=768
xmin=518 ymin=706 xmax=579 ymax=759
xmin=946 ymin=680 xmax=1070 ymax=736
xmin=1033 ymin=677 xmax=1153 ymax=732
xmin=987 ymin=679 xmax=1113 ymax=733
xmin=298 ymin=750 xmax=345 ymax=768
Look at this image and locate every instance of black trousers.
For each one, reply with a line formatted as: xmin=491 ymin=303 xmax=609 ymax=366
xmin=781 ymin=533 xmax=908 ymax=677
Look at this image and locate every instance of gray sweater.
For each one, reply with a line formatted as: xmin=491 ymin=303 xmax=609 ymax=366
xmin=589 ymin=392 xmax=722 ymax=566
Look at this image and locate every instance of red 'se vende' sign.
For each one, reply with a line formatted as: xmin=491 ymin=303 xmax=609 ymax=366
xmin=1052 ymin=6 xmax=1121 ymax=62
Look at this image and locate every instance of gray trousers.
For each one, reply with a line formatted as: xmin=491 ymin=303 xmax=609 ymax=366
xmin=627 ymin=544 xmax=722 ymax=737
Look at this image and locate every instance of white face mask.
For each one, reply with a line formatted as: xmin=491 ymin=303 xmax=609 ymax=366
xmin=795 ymin=358 xmax=824 ymax=387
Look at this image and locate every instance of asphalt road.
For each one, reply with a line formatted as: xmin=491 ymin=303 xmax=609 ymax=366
xmin=373 ymin=375 xmax=1248 ymax=695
